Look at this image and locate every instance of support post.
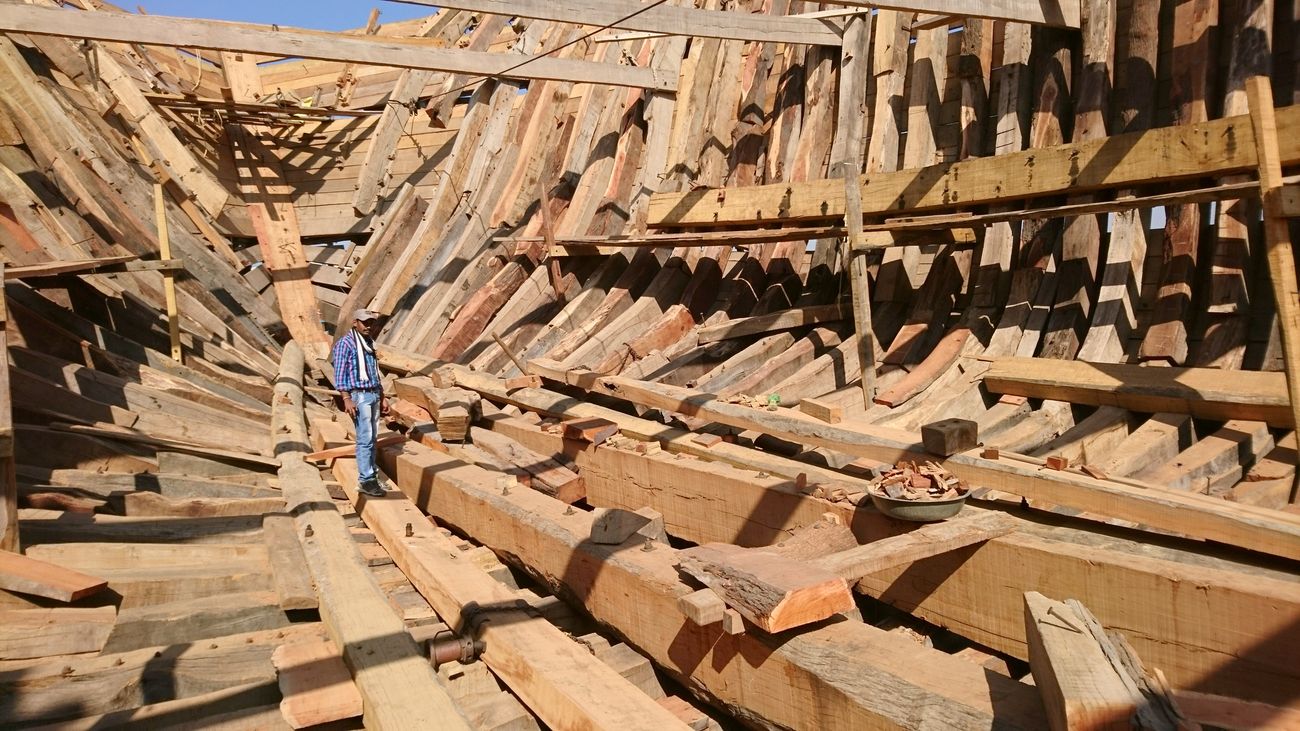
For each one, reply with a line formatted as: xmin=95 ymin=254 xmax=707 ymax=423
xmin=154 ymin=182 xmax=182 ymax=362
xmin=838 ymin=163 xmax=877 ymax=404
xmin=1247 ymin=76 xmax=1300 ymax=471
xmin=0 ymin=265 xmax=14 ymax=551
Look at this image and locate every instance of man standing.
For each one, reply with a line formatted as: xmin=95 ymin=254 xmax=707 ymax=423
xmin=332 ymin=309 xmax=389 ymax=497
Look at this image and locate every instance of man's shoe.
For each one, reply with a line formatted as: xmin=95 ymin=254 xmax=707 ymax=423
xmin=358 ymin=480 xmax=385 ymax=497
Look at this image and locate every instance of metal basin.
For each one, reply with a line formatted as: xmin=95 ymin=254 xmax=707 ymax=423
xmin=869 ymin=491 xmax=969 ymax=522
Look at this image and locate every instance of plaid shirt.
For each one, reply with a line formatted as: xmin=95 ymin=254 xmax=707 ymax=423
xmin=331 ymin=331 xmax=381 ymax=392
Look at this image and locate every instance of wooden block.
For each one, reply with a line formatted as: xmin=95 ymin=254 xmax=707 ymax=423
xmin=264 ymin=512 xmax=318 ymax=611
xmin=504 ymin=375 xmax=542 ymax=390
xmin=799 ymin=397 xmax=844 ymax=424
xmin=658 ymin=695 xmax=717 ymax=731
xmin=1045 ymin=456 xmax=1070 ymax=471
xmin=562 ymin=417 xmax=619 ymax=445
xmin=920 ymin=418 xmax=978 ymax=457
xmin=691 ymin=433 xmax=723 ymax=449
xmin=677 ymin=588 xmax=726 ymax=626
xmin=0 ymin=551 xmax=107 ymax=602
xmin=722 ymin=608 xmax=745 ymax=635
xmin=359 ymin=542 xmax=394 ymax=567
xmin=0 ymin=605 xmax=115 ymax=660
xmin=470 ymin=427 xmax=584 ymax=503
xmin=981 ymin=447 xmax=1000 ymax=460
xmin=273 ymin=639 xmax=364 ymax=729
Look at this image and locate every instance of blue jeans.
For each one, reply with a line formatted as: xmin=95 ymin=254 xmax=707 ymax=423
xmin=351 ymin=390 xmax=381 ymax=484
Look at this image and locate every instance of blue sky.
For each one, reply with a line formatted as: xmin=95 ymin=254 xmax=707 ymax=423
xmin=137 ymin=1 xmax=437 ymax=31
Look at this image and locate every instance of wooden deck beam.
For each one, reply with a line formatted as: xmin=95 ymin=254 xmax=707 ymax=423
xmin=0 ymin=4 xmax=676 ymax=91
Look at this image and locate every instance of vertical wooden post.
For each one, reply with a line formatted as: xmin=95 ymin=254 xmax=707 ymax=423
xmin=0 ymin=265 xmax=16 ymax=551
xmin=1247 ymin=76 xmax=1300 ymax=464
xmin=837 ymin=163 xmax=877 ymax=405
xmin=538 ymin=183 xmax=566 ymax=304
xmin=154 ymin=181 xmax=182 ymax=362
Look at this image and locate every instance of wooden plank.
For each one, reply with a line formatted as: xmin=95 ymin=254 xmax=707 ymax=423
xmin=0 ymin=5 xmax=675 ymax=91
xmin=1024 ymin=592 xmax=1147 ymax=731
xmin=409 ymin=0 xmax=845 ymax=45
xmin=153 ymin=182 xmax=182 ymax=362
xmin=814 ymin=511 xmax=1016 ymax=582
xmin=983 ymin=357 xmax=1295 ymax=427
xmin=382 ymin=439 xmax=1048 ymax=729
xmin=272 ymin=639 xmax=363 ymax=729
xmin=676 ymin=542 xmax=854 ymax=633
xmin=271 ymin=343 xmax=471 ymax=730
xmin=318 ymin=422 xmax=692 ymax=731
xmin=696 ymin=304 xmax=845 ymax=344
xmin=834 ymin=0 xmax=1078 ymax=27
xmin=0 ymin=605 xmax=115 ymax=660
xmin=103 ymin=590 xmax=291 ymax=654
xmin=0 ymin=624 xmax=326 ymax=726
xmin=1248 ymin=76 xmax=1300 ymax=445
xmin=0 ymin=551 xmax=106 ymax=602
xmin=585 ymin=375 xmax=1300 ymax=561
xmin=840 ymin=164 xmax=877 ymax=405
xmin=1173 ymin=690 xmax=1300 ymax=730
xmin=305 ymin=434 xmax=408 ymax=462
xmin=29 ymin=682 xmax=287 ymax=731
xmin=262 ymin=513 xmax=318 ymax=611
xmin=646 ymin=105 xmax=1300 ymax=228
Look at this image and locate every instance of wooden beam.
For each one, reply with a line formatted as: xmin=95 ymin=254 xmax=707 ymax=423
xmin=153 ymin=182 xmax=182 ymax=362
xmin=406 ymin=0 xmax=846 ymax=46
xmin=585 ymin=375 xmax=1300 ymax=561
xmin=1248 ymin=76 xmax=1300 ymax=445
xmin=271 ymin=343 xmax=472 ymax=730
xmin=0 ymin=267 xmax=13 ymax=553
xmin=0 ymin=5 xmax=675 ymax=91
xmin=4 ymin=258 xmax=185 ymax=279
xmin=840 ymin=164 xmax=877 ymax=404
xmin=696 ymin=304 xmax=846 ymax=344
xmin=983 ymin=357 xmax=1296 ymax=427
xmin=318 ymin=422 xmax=693 ymax=731
xmin=835 ymin=0 xmax=1077 ymax=27
xmin=468 ymin=426 xmax=585 ymax=503
xmin=647 ymin=106 xmax=1300 ymax=228
xmin=381 ymin=440 xmax=1048 ymax=730
xmin=0 ymin=551 xmax=107 ymax=602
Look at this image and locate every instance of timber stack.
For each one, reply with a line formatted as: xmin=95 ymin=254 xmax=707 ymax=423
xmin=0 ymin=0 xmax=1298 ymax=728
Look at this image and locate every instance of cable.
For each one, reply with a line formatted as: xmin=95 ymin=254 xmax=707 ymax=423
xmin=422 ymin=0 xmax=674 ymax=105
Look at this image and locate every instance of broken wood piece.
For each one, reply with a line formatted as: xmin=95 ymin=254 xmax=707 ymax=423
xmin=562 ymin=417 xmax=619 ymax=445
xmin=591 ymin=506 xmax=666 ymax=545
xmin=470 ymin=427 xmax=584 ymax=503
xmin=676 ymin=543 xmax=854 ymax=633
xmin=272 ymin=638 xmax=364 ymax=729
xmin=504 ymin=374 xmax=542 ymax=390
xmin=1025 ymin=591 xmax=1184 ymax=731
xmin=0 ymin=550 xmax=107 ymax=602
xmin=677 ymin=588 xmax=726 ymax=626
xmin=920 ymin=418 xmax=978 ymax=456
xmin=305 ymin=433 xmax=408 ymax=462
xmin=771 ymin=514 xmax=859 ymax=561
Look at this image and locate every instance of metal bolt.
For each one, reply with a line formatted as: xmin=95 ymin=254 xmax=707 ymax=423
xmin=304 ymin=524 xmax=314 ymax=538
xmin=564 ymin=506 xmax=575 ymax=516
xmin=405 ymin=523 xmax=414 ymax=537
xmin=641 ymin=537 xmax=655 ymax=552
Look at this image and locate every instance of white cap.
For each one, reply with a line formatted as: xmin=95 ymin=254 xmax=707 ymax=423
xmin=352 ymin=308 xmax=379 ymax=322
